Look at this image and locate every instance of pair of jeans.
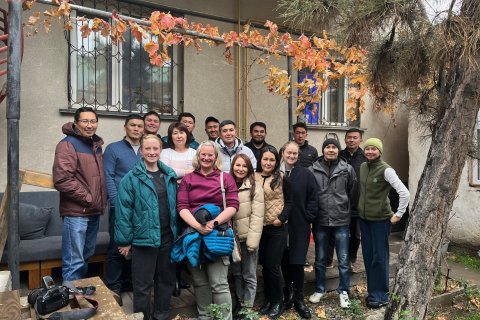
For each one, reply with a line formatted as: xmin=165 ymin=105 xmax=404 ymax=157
xmin=105 ymin=206 xmax=131 ymax=292
xmin=232 ymin=241 xmax=258 ymax=307
xmin=259 ymin=225 xmax=288 ymax=303
xmin=188 ymin=257 xmax=232 ymax=320
xmin=131 ymin=242 xmax=175 ymax=320
xmin=312 ymin=225 xmax=350 ymax=293
xmin=359 ymin=218 xmax=391 ymax=304
xmin=62 ymin=215 xmax=100 ymax=281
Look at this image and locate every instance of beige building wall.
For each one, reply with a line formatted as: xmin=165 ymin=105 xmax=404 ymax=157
xmin=408 ymin=116 xmax=480 ymax=247
xmin=0 ymin=0 xmax=408 ymax=192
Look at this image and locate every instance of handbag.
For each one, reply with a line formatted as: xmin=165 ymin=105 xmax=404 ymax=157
xmin=220 ymin=171 xmax=242 ymax=262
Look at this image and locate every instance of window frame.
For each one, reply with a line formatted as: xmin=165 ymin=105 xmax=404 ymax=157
xmin=67 ymin=6 xmax=183 ymax=117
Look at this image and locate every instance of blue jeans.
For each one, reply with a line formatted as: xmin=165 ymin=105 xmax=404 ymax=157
xmin=62 ymin=215 xmax=100 ymax=281
xmin=359 ymin=218 xmax=391 ymax=303
xmin=232 ymin=241 xmax=258 ymax=307
xmin=312 ymin=225 xmax=350 ymax=293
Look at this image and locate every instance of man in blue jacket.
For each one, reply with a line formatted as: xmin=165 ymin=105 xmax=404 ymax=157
xmin=103 ymin=114 xmax=144 ymax=304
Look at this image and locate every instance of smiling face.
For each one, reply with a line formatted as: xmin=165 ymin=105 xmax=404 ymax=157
xmin=251 ymin=125 xmax=266 ymax=145
xmin=323 ymin=144 xmax=339 ymax=161
xmin=198 ymin=145 xmax=217 ymax=172
xmin=261 ymin=151 xmax=277 ymax=175
xmin=75 ymin=111 xmax=98 ymax=138
xmin=364 ymin=145 xmax=381 ymax=161
xmin=282 ymin=143 xmax=299 ymax=167
xmin=144 ymin=114 xmax=160 ymax=134
xmin=205 ymin=121 xmax=220 ymax=140
xmin=141 ymin=138 xmax=162 ymax=167
xmin=172 ymin=128 xmax=188 ymax=149
xmin=220 ymin=124 xmax=237 ymax=147
xmin=232 ymin=156 xmax=248 ymax=181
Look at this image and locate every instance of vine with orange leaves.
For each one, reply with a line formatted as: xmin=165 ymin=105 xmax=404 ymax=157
xmin=23 ymin=0 xmax=368 ymax=121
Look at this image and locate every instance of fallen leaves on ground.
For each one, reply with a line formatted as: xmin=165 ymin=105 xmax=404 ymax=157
xmin=353 ymin=283 xmax=368 ymax=294
xmin=315 ymin=306 xmax=327 ymax=318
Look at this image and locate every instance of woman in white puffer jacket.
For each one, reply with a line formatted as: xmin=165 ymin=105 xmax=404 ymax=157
xmin=230 ymin=153 xmax=265 ymax=313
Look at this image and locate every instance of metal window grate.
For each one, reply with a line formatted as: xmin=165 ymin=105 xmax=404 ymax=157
xmin=66 ymin=0 xmax=183 ymax=116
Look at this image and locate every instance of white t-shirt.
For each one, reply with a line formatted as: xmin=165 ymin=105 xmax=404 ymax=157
xmin=160 ymin=148 xmax=196 ymax=178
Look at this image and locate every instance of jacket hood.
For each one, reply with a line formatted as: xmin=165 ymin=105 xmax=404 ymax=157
xmin=216 ymin=137 xmax=244 ymax=155
xmin=312 ymin=156 xmax=349 ymax=175
xmin=62 ymin=122 xmax=104 ymax=147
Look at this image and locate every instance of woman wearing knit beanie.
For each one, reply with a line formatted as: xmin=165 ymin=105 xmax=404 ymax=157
xmin=358 ymin=138 xmax=410 ymax=309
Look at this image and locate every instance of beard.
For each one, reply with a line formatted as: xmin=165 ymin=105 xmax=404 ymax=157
xmin=252 ymin=137 xmax=265 ymax=145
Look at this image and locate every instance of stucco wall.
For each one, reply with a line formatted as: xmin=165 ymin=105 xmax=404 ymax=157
xmin=0 ymin=0 xmax=408 ymax=192
xmin=408 ymin=116 xmax=480 ymax=247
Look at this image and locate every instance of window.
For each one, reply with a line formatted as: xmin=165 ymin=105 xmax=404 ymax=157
xmin=68 ymin=0 xmax=183 ymax=116
xmin=297 ymin=69 xmax=349 ymax=126
xmin=469 ymin=112 xmax=480 ymax=187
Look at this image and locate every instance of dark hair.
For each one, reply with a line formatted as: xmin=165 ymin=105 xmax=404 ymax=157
xmin=256 ymin=146 xmax=282 ymax=190
xmin=74 ymin=107 xmax=97 ymax=122
xmin=124 ymin=114 xmax=144 ymax=126
xmin=293 ymin=122 xmax=307 ymax=133
xmin=345 ymin=127 xmax=364 ymax=137
xmin=230 ymin=153 xmax=256 ymax=200
xmin=205 ymin=116 xmax=220 ymax=126
xmin=220 ymin=120 xmax=236 ymax=129
xmin=250 ymin=121 xmax=267 ymax=133
xmin=167 ymin=122 xmax=192 ymax=150
xmin=143 ymin=110 xmax=160 ymax=121
xmin=178 ymin=112 xmax=196 ymax=123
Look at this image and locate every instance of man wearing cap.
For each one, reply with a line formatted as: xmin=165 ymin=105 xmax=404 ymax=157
xmin=204 ymin=116 xmax=220 ymax=141
xmin=359 ymin=138 xmax=409 ymax=309
xmin=308 ymin=138 xmax=356 ymax=309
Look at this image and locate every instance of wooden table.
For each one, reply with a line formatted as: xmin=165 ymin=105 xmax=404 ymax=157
xmin=28 ymin=276 xmax=128 ymax=320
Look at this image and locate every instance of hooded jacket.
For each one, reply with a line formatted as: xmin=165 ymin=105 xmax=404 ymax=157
xmin=114 ymin=160 xmax=178 ymax=247
xmin=53 ymin=122 xmax=107 ymax=216
xmin=309 ymin=157 xmax=356 ymax=227
xmin=215 ymin=137 xmax=257 ymax=172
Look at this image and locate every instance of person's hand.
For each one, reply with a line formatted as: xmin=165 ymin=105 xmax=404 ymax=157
xmin=390 ymin=215 xmax=401 ymax=224
xmin=206 ymin=220 xmax=217 ymax=230
xmin=273 ymin=219 xmax=282 ymax=227
xmin=118 ymin=245 xmax=131 ymax=257
xmin=196 ymin=223 xmax=213 ymax=235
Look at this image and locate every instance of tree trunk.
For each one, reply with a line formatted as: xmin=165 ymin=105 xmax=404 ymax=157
xmin=384 ymin=56 xmax=480 ymax=319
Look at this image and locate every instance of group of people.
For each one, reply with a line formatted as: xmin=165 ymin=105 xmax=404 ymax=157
xmin=52 ymin=107 xmax=410 ymax=320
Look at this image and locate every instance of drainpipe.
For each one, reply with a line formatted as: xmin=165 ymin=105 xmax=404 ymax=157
xmin=287 ymin=56 xmax=293 ymax=141
xmin=236 ymin=0 xmax=242 ymax=139
xmin=6 ymin=0 xmax=22 ymax=289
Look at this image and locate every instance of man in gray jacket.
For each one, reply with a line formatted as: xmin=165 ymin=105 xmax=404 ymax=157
xmin=308 ymin=138 xmax=356 ymax=309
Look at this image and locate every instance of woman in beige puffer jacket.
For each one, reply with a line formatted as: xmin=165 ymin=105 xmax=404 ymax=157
xmin=230 ymin=153 xmax=265 ymax=311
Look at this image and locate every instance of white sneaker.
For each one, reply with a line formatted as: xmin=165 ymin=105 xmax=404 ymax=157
xmin=308 ymin=292 xmax=324 ymax=303
xmin=339 ymin=291 xmax=351 ymax=308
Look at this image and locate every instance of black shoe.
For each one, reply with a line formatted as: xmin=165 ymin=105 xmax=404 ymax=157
xmin=283 ymin=283 xmax=294 ymax=310
xmin=259 ymin=302 xmax=272 ymax=315
xmin=179 ymin=279 xmax=191 ymax=289
xmin=367 ymin=300 xmax=388 ymax=309
xmin=294 ymin=300 xmax=311 ymax=318
xmin=267 ymin=302 xmax=284 ymax=319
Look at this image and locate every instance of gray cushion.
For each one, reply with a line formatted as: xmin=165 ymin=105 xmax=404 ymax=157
xmin=19 ymin=203 xmax=52 ymax=240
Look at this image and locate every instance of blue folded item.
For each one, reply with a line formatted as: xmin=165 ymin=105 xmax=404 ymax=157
xmin=203 ymin=228 xmax=234 ymax=257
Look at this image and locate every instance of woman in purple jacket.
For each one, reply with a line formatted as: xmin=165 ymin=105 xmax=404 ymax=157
xmin=177 ymin=141 xmax=239 ymax=320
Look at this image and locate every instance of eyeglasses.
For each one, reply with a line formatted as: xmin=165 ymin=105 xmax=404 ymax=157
xmin=77 ymin=119 xmax=98 ymax=125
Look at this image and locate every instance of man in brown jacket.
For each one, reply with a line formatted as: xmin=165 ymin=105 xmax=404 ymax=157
xmin=53 ymin=107 xmax=107 ymax=281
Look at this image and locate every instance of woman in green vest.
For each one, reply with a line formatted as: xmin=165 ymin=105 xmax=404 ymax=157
xmin=358 ymin=138 xmax=410 ymax=309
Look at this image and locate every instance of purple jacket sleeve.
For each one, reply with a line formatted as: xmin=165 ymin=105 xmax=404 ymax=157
xmin=223 ymin=173 xmax=239 ymax=210
xmin=177 ymin=175 xmax=191 ymax=212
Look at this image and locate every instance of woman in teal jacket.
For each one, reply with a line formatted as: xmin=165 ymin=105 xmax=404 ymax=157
xmin=115 ymin=134 xmax=178 ymax=320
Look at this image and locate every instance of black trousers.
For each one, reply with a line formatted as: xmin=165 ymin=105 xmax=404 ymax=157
xmin=281 ymin=248 xmax=305 ymax=300
xmin=105 ymin=206 xmax=132 ymax=292
xmin=259 ymin=225 xmax=287 ymax=303
xmin=132 ymin=240 xmax=175 ymax=320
